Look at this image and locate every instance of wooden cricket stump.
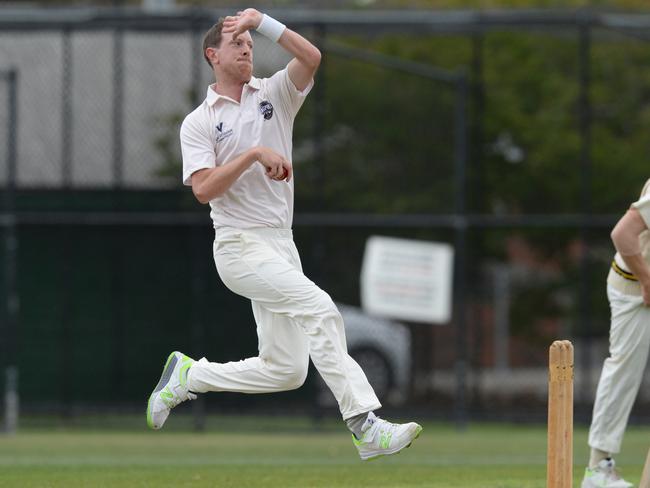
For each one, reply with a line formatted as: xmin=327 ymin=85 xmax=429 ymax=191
xmin=640 ymin=448 xmax=650 ymax=488
xmin=547 ymin=340 xmax=574 ymax=488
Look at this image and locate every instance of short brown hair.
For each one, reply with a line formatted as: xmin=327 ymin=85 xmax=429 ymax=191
xmin=202 ymin=18 xmax=225 ymax=68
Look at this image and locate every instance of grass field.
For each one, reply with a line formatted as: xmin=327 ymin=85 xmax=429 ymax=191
xmin=0 ymin=416 xmax=648 ymax=487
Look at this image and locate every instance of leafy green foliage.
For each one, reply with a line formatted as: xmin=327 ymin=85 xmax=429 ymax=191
xmin=155 ymin=31 xmax=650 ymax=216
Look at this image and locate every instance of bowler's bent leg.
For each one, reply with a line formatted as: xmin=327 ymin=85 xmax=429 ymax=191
xmin=188 ymin=304 xmax=310 ymax=394
xmin=188 ymin=229 xmax=380 ymax=419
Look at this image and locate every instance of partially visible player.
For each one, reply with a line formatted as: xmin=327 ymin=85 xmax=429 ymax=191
xmin=582 ymin=178 xmax=650 ymax=488
xmin=145 ymin=8 xmax=421 ymax=461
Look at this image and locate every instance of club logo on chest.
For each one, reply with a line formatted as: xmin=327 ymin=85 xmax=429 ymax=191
xmin=259 ymin=100 xmax=274 ymax=120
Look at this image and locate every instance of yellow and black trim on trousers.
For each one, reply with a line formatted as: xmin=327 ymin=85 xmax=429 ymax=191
xmin=611 ymin=260 xmax=638 ymax=282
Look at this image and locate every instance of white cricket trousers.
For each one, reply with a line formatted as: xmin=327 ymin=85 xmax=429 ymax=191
xmin=186 ymin=227 xmax=382 ymax=420
xmin=588 ymin=285 xmax=650 ymax=454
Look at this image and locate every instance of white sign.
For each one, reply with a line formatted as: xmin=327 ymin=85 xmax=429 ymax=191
xmin=361 ymin=236 xmax=454 ymax=324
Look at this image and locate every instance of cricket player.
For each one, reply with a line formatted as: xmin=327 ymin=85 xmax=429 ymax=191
xmin=582 ymin=178 xmax=650 ymax=488
xmin=145 ymin=9 xmax=422 ymax=460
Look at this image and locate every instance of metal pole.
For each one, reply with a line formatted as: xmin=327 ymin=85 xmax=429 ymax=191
xmin=110 ymin=26 xmax=126 ymax=400
xmin=470 ymin=33 xmax=485 ymax=215
xmin=191 ymin=11 xmax=203 ymax=107
xmin=190 ymin=13 xmax=207 ymax=431
xmin=112 ymin=27 xmax=124 ymax=188
xmin=3 ymin=69 xmax=19 ymax=434
xmin=493 ymin=264 xmax=511 ymax=371
xmin=57 ymin=29 xmax=75 ymax=418
xmin=468 ymin=34 xmax=486 ymax=405
xmin=310 ymin=23 xmax=328 ymax=424
xmin=190 ymin=227 xmax=206 ymax=432
xmin=578 ymin=22 xmax=593 ymax=405
xmin=311 ymin=23 xmax=327 ymax=290
xmin=453 ymin=73 xmax=469 ymax=430
xmin=61 ymin=29 xmax=73 ymax=187
xmin=313 ymin=23 xmax=327 ymax=196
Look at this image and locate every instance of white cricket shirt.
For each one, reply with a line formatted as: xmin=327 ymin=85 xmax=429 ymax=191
xmin=180 ymin=67 xmax=312 ymax=229
xmin=608 ymin=178 xmax=650 ymax=295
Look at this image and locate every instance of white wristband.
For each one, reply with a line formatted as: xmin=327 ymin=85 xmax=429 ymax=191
xmin=256 ymin=14 xmax=286 ymax=43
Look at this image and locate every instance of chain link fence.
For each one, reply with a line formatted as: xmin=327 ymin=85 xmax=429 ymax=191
xmin=1 ymin=8 xmax=650 ymax=426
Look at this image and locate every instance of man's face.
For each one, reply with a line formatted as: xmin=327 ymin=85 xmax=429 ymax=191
xmin=211 ymin=30 xmax=254 ymax=82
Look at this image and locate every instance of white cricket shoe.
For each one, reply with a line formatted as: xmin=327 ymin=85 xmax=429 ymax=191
xmin=146 ymin=351 xmax=196 ymax=430
xmin=352 ymin=412 xmax=422 ymax=461
xmin=581 ymin=458 xmax=634 ymax=488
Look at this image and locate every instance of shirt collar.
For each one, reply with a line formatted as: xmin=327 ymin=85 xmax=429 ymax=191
xmin=247 ymin=77 xmax=261 ymax=90
xmin=206 ymin=77 xmax=261 ymax=107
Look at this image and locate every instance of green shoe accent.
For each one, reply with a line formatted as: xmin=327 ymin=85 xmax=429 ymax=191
xmin=179 ymin=356 xmax=193 ymax=388
xmin=146 ymin=395 xmax=154 ymax=429
xmin=160 ymin=387 xmax=174 ymax=408
xmin=379 ymin=431 xmax=392 ymax=449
